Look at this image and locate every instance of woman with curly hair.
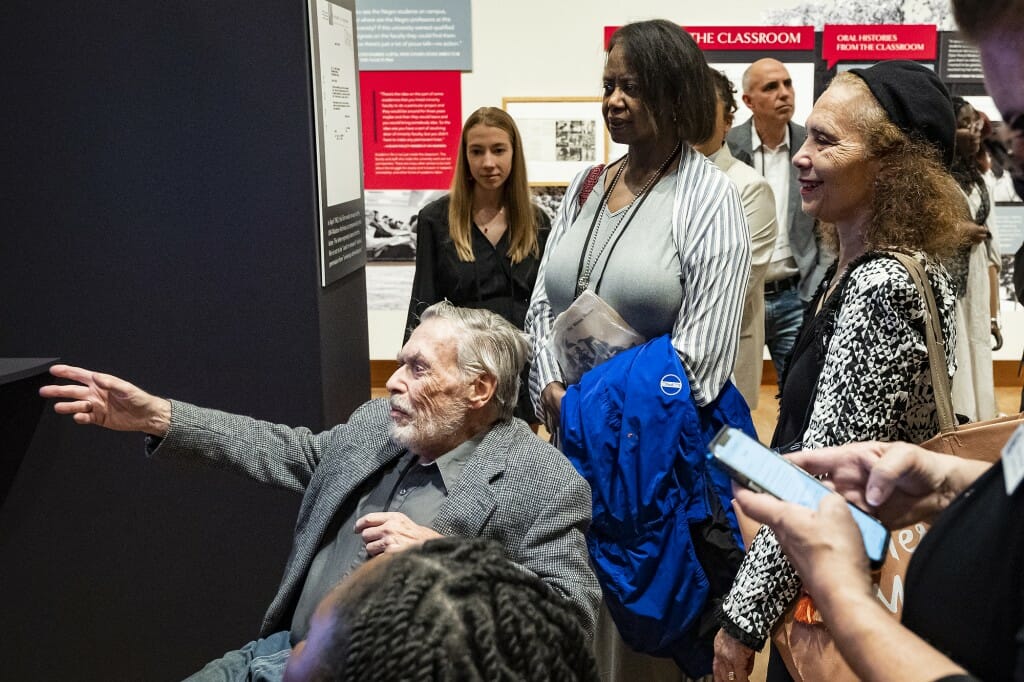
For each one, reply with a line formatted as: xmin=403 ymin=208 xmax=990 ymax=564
xmin=282 ymin=537 xmax=598 ymax=682
xmin=712 ymin=62 xmax=965 ymax=682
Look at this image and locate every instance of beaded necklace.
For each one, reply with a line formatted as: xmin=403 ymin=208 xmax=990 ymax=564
xmin=574 ymin=142 xmax=681 ymax=298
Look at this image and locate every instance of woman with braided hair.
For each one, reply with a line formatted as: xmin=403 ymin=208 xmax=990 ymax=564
xmin=282 ymin=537 xmax=598 ymax=682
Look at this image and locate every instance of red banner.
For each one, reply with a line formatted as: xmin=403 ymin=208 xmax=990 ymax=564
xmin=359 ymin=71 xmax=461 ymax=190
xmin=604 ymin=25 xmax=814 ymax=51
xmin=686 ymin=26 xmax=815 ymax=51
xmin=822 ymin=24 xmax=937 ymax=68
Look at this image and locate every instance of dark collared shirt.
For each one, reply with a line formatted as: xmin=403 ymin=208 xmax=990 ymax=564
xmin=288 ymin=437 xmax=478 ymax=641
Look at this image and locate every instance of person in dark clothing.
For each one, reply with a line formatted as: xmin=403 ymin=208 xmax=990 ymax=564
xmin=727 ymin=1 xmax=1024 ymax=676
xmin=405 ymin=107 xmax=549 ymax=423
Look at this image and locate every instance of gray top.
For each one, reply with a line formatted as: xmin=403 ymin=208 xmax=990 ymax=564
xmin=289 ymin=437 xmax=477 ymax=640
xmin=528 ymin=146 xmax=752 ymax=411
xmin=544 ymin=170 xmax=681 ymax=341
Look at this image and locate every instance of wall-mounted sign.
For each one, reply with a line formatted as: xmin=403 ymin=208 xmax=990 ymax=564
xmin=308 ymin=0 xmax=366 ymax=286
xmin=359 ymin=70 xmax=461 ymax=191
xmin=822 ymin=24 xmax=937 ymax=68
xmin=355 ymin=0 xmax=472 ymax=71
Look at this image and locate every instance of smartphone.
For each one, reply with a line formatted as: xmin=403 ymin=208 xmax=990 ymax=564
xmin=708 ymin=426 xmax=889 ymax=565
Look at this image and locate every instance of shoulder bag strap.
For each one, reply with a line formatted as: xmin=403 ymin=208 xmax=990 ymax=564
xmin=885 ymin=251 xmax=957 ymax=434
xmin=576 ymin=164 xmax=606 ymax=214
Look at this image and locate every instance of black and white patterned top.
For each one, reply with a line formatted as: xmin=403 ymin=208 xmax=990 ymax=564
xmin=720 ymin=251 xmax=957 ymax=649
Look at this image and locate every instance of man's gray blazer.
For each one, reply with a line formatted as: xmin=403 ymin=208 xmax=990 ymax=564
xmin=726 ymin=119 xmax=833 ymax=301
xmin=150 ymin=398 xmax=601 ymax=636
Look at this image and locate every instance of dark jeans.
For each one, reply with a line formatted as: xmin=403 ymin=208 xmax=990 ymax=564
xmin=764 ymin=286 xmax=803 ymax=384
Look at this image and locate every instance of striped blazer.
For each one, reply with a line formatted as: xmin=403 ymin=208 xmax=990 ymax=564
xmin=526 ymin=143 xmax=751 ymax=418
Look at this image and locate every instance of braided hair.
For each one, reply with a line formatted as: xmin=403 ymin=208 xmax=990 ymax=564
xmin=309 ymin=537 xmax=597 ymax=682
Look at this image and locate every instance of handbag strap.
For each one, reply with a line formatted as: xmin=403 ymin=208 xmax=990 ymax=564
xmin=885 ymin=251 xmax=957 ymax=434
xmin=577 ymin=164 xmax=606 ymax=211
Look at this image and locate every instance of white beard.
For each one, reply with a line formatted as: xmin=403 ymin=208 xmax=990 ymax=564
xmin=389 ymin=393 xmax=470 ymax=456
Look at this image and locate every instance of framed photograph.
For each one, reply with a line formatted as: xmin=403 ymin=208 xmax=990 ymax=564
xmin=503 ymin=97 xmax=609 ymax=185
xmin=363 ymin=189 xmax=447 ymax=262
xmin=531 ymin=185 xmax=567 ymax=223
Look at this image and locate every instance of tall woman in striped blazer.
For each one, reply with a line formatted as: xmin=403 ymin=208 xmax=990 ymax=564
xmin=525 ymin=19 xmax=750 ymax=680
xmin=526 ymin=19 xmax=750 ymax=430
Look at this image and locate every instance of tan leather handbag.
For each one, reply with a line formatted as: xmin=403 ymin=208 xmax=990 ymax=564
xmin=890 ymin=250 xmax=1021 ymax=461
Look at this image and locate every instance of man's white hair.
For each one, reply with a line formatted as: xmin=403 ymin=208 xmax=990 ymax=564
xmin=420 ymin=301 xmax=529 ymax=420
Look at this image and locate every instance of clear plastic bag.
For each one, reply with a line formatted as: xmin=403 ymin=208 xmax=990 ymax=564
xmin=552 ymin=290 xmax=645 ymax=385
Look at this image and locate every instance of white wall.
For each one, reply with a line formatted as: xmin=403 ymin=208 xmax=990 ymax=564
xmin=367 ymin=0 xmax=809 ymax=359
xmin=367 ymin=0 xmax=1024 ymax=364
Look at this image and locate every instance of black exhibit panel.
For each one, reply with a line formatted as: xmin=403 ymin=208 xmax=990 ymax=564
xmin=0 ymin=1 xmax=369 ymax=680
xmin=0 ymin=359 xmax=58 ymax=506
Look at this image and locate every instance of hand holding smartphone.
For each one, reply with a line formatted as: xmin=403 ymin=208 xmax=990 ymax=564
xmin=709 ymin=426 xmax=889 ymax=565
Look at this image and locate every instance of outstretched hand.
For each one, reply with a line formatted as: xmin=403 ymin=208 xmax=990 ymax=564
xmin=39 ymin=364 xmax=171 ymax=436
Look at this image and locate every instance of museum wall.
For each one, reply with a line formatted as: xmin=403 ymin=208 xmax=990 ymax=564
xmin=366 ymin=0 xmax=1024 ymax=366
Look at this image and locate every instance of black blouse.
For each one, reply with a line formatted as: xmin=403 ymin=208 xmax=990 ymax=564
xmin=770 ymin=270 xmax=829 ymax=451
xmin=902 ymin=461 xmax=1024 ymax=682
xmin=404 ymin=195 xmax=550 ymax=339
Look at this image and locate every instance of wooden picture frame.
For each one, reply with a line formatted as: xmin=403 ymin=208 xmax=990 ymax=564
xmin=502 ymin=97 xmax=610 ymax=186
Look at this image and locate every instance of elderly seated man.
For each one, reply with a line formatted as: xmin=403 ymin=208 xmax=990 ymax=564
xmin=41 ymin=301 xmax=600 ymax=681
